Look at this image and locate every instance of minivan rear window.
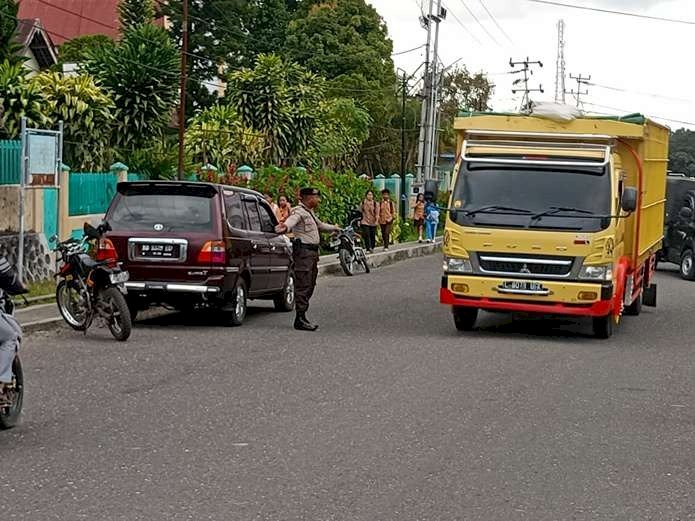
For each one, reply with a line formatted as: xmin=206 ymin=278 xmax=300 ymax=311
xmin=109 ymin=188 xmax=215 ymax=232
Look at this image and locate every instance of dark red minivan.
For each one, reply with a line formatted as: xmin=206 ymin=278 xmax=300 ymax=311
xmin=99 ymin=181 xmax=294 ymax=325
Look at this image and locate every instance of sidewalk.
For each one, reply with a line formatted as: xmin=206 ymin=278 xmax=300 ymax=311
xmin=16 ymin=239 xmax=441 ymax=330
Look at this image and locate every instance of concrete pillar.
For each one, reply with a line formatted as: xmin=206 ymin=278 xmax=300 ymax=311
xmin=58 ymin=164 xmax=70 ymax=240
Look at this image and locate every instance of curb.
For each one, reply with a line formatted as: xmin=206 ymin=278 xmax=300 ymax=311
xmin=20 ymin=240 xmax=442 ymax=331
xmin=318 ymin=240 xmax=441 ymax=276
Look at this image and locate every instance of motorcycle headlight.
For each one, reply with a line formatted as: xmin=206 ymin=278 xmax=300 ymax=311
xmin=443 ymin=257 xmax=473 ymax=274
xmin=579 ymin=263 xmax=613 ymax=281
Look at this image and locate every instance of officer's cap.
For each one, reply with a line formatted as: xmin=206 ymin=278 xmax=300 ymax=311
xmin=299 ymin=187 xmax=321 ymax=197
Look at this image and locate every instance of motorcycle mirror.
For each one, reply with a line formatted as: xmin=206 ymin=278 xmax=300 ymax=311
xmin=49 ymin=234 xmax=58 ymax=243
xmin=83 ymin=222 xmax=100 ymax=239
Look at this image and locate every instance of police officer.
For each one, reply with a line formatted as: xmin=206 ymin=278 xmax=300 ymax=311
xmin=275 ymin=187 xmax=340 ymax=331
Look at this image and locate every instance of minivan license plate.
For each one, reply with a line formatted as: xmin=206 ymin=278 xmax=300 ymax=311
xmin=499 ymin=281 xmax=546 ymax=292
xmin=139 ymin=243 xmax=179 ymax=258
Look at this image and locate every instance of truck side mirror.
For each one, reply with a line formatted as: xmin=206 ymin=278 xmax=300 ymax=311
xmin=679 ymin=207 xmax=693 ymax=221
xmin=621 ymin=187 xmax=638 ymax=213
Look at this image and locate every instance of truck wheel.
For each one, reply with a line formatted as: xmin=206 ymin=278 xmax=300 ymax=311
xmin=681 ymin=250 xmax=695 ymax=280
xmin=592 ymin=314 xmax=615 ymax=339
xmin=453 ymin=307 xmax=478 ymax=331
xmin=624 ymin=292 xmax=642 ymax=316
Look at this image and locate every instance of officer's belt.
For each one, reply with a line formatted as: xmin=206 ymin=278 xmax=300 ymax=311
xmin=294 ymin=242 xmax=319 ymax=252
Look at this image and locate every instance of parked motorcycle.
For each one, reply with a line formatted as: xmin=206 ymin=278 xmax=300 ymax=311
xmin=330 ymin=215 xmax=371 ymax=276
xmin=53 ymin=222 xmax=132 ymax=341
xmin=0 ymin=288 xmax=25 ymax=429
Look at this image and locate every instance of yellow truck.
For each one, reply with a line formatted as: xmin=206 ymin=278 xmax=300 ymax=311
xmin=439 ymin=112 xmax=669 ymax=338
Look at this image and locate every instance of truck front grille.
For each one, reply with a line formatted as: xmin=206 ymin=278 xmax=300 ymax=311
xmin=477 ymin=254 xmax=573 ymax=277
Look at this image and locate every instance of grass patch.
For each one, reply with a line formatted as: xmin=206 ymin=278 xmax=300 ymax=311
xmin=27 ymin=278 xmax=56 ymax=298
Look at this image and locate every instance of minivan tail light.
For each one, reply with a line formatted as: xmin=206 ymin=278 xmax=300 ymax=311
xmin=198 ymin=241 xmax=226 ymax=265
xmin=96 ymin=238 xmax=118 ymax=262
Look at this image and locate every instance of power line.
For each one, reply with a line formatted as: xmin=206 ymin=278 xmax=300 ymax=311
xmin=588 ymin=82 xmax=695 ymax=104
xmin=526 ymin=0 xmax=695 ymax=26
xmin=392 ymin=44 xmax=427 ymax=56
xmin=441 ymin=3 xmax=483 ymax=45
xmin=477 ymin=0 xmax=514 ymax=45
xmin=583 ymin=102 xmax=695 ymax=128
xmin=457 ymin=0 xmax=501 ymax=46
xmin=567 ymin=72 xmax=590 ymax=109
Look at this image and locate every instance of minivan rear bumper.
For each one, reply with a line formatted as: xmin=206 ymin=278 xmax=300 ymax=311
xmin=125 ymin=281 xmax=221 ymax=294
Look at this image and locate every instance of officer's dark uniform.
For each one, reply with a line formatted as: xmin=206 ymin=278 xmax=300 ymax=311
xmin=282 ymin=188 xmax=340 ymax=331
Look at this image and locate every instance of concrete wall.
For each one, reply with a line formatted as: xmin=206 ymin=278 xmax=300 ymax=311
xmin=0 ymin=185 xmax=44 ymax=233
xmin=0 ymin=232 xmax=53 ymax=282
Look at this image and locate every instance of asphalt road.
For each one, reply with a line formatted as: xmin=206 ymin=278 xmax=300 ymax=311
xmin=3 ymin=256 xmax=695 ymax=520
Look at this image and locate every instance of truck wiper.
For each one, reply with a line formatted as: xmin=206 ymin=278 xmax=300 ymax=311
xmin=463 ymin=205 xmax=533 ymax=216
xmin=529 ymin=206 xmax=595 ymax=226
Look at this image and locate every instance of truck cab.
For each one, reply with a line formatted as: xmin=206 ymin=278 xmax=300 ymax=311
xmin=440 ymin=113 xmax=669 ymax=338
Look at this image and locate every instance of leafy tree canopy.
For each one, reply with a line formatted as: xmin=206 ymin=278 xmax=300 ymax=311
xmin=669 ymin=128 xmax=695 ymax=177
xmin=0 ymin=0 xmax=23 ymax=65
xmin=118 ymin=0 xmax=155 ymax=32
xmin=56 ymin=35 xmax=115 ymax=67
xmin=85 ymin=24 xmax=179 ymax=150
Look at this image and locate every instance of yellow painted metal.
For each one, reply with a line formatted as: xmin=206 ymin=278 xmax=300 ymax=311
xmin=447 ymin=274 xmax=603 ymax=303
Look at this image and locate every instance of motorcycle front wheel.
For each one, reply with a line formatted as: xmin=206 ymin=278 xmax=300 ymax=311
xmin=56 ymin=279 xmax=90 ymax=331
xmin=0 ymin=355 xmax=23 ymax=429
xmin=100 ymin=287 xmax=132 ymax=341
xmin=339 ymin=248 xmax=355 ymax=276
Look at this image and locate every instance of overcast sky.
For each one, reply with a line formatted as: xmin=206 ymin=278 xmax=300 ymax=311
xmin=369 ymin=0 xmax=695 ymax=130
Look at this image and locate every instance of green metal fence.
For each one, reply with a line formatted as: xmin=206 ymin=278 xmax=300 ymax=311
xmin=0 ymin=140 xmax=21 ymax=185
xmin=68 ymin=172 xmax=119 ymax=216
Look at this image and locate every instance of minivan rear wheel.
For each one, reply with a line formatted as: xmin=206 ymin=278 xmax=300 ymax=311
xmin=273 ymin=273 xmax=295 ymax=312
xmin=227 ymin=279 xmax=247 ymax=326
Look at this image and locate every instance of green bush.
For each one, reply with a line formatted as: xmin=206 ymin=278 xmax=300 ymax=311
xmin=248 ymin=167 xmax=372 ymax=227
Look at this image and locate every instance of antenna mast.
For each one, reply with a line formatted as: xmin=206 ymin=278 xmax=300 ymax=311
xmin=554 ymin=19 xmax=566 ymax=104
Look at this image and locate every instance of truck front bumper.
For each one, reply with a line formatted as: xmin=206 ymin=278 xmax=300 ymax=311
xmin=440 ymin=275 xmax=613 ymax=317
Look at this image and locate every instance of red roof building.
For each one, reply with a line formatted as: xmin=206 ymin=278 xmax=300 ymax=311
xmin=17 ymin=0 xmax=123 ymax=45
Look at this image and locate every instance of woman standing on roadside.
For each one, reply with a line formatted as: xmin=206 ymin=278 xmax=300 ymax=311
xmin=379 ymin=189 xmax=396 ymax=250
xmin=412 ymin=193 xmax=425 ymax=243
xmin=359 ymin=190 xmax=378 ymax=253
xmin=276 ymin=195 xmax=291 ymax=224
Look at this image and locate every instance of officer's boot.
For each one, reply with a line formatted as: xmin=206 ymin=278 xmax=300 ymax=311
xmin=294 ymin=312 xmax=319 ymax=331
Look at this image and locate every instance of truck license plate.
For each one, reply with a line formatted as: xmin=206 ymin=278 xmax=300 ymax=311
xmin=500 ymin=281 xmax=546 ymax=292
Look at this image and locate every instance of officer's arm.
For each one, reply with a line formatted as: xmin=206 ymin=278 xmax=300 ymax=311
xmin=276 ymin=212 xmax=300 ymax=233
xmin=316 ymin=217 xmax=341 ymax=233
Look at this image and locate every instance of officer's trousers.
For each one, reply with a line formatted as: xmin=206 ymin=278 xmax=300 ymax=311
xmin=293 ymin=248 xmax=319 ymax=313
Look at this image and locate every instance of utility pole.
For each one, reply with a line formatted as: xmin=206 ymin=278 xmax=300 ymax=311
xmin=554 ymin=19 xmax=566 ymax=104
xmin=177 ymin=0 xmax=189 ymax=180
xmin=400 ymin=70 xmax=408 ymax=222
xmin=416 ymin=0 xmax=434 ymax=185
xmin=567 ymin=73 xmax=590 ymax=109
xmin=510 ymin=57 xmax=544 ymax=111
xmin=424 ymin=3 xmax=446 ymax=183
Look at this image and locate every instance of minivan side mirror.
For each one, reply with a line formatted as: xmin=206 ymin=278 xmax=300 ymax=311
xmin=679 ymin=207 xmax=694 ymax=221
xmin=621 ymin=187 xmax=638 ymax=213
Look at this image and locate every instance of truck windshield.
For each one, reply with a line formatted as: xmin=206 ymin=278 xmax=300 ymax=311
xmin=450 ymin=161 xmax=612 ymax=232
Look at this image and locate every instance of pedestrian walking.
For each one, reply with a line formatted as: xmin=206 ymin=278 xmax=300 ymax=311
xmin=378 ymin=189 xmax=396 ymax=250
xmin=275 ymin=187 xmax=340 ymax=331
xmin=359 ymin=189 xmax=378 ymax=253
xmin=275 ymin=194 xmax=291 ymax=224
xmin=425 ymin=196 xmax=440 ymax=243
xmin=412 ymin=192 xmax=425 ymax=243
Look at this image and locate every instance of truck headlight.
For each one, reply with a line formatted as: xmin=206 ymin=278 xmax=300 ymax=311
xmin=443 ymin=257 xmax=473 ymax=273
xmin=579 ymin=263 xmax=613 ymax=281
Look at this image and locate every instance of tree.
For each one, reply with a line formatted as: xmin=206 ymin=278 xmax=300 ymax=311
xmin=85 ymin=24 xmax=179 ymax=150
xmin=225 ymin=54 xmax=324 ymax=164
xmin=186 ymin=104 xmax=266 ymax=171
xmin=57 ymin=35 xmax=115 ymax=67
xmin=0 ymin=60 xmax=46 ymax=139
xmin=118 ymin=0 xmax=155 ymax=32
xmin=309 ymin=97 xmax=372 ymax=170
xmin=438 ymin=66 xmax=494 ymax=153
xmin=0 ymin=0 xmax=23 ymax=65
xmin=669 ymin=128 xmax=695 ymax=177
xmin=161 ymin=0 xmax=251 ymax=115
xmin=33 ymin=72 xmax=114 ymax=170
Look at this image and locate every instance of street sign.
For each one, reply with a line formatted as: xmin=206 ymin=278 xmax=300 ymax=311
xmin=27 ymin=133 xmax=59 ymax=186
